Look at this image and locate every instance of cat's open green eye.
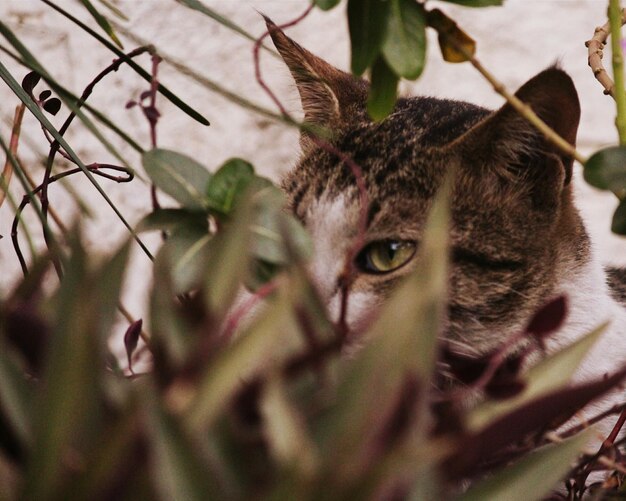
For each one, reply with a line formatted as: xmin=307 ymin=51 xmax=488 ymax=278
xmin=356 ymin=240 xmax=417 ymax=274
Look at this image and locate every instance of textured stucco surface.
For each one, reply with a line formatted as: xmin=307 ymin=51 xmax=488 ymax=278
xmin=1 ymin=0 xmax=625 ymax=355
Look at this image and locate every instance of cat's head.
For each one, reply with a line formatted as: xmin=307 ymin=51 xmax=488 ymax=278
xmin=268 ymin=20 xmax=586 ymax=354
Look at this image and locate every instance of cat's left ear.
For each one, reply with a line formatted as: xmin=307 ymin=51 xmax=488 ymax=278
xmin=265 ymin=17 xmax=367 ymax=151
xmin=454 ymin=67 xmax=580 ymax=202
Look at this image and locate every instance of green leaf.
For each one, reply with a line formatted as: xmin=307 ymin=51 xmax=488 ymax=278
xmin=250 ymin=186 xmax=312 ymax=265
xmin=142 ymin=149 xmax=211 ymax=210
xmin=23 ymin=232 xmax=105 ymax=500
xmin=458 ymin=432 xmax=590 ymax=501
xmin=0 ymin=350 xmax=34 ymax=448
xmin=466 ymin=322 xmax=607 ymax=431
xmin=584 ymin=146 xmax=626 ymax=191
xmin=78 ymin=0 xmax=124 ymax=49
xmin=315 ymin=0 xmax=341 ymax=10
xmin=159 ymin=224 xmax=211 ymax=294
xmin=205 ymin=158 xmax=255 ymax=215
xmin=136 ymin=208 xmax=207 ymax=233
xmin=612 ymin=198 xmax=626 ymax=234
xmin=367 ymin=56 xmax=399 ymax=121
xmin=348 ymin=0 xmax=391 ymax=75
xmin=382 ymin=0 xmax=427 ymax=79
xmin=441 ymin=0 xmax=503 ymax=6
xmin=145 ymin=390 xmax=221 ymax=500
xmin=204 ymin=195 xmax=253 ymax=317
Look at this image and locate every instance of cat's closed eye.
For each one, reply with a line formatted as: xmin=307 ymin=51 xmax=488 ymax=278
xmin=355 ymin=240 xmax=417 ymax=274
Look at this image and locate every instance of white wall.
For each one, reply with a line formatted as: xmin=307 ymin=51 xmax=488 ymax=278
xmin=1 ymin=0 xmax=625 ymax=356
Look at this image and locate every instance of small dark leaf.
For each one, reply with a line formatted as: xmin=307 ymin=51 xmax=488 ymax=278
xmin=125 ymin=100 xmax=137 ymax=109
xmin=21 ymin=71 xmax=40 ymax=97
xmin=584 ymin=146 xmax=626 ymax=191
xmin=315 ymin=0 xmax=341 ymax=9
xmin=124 ymin=319 xmax=142 ymax=374
xmin=140 ymin=90 xmax=152 ymax=101
xmin=43 ymin=98 xmax=62 ymax=116
xmin=143 ymin=106 xmax=160 ymax=122
xmin=348 ymin=0 xmax=391 ymax=75
xmin=38 ymin=90 xmax=51 ymax=101
xmin=525 ymin=296 xmax=567 ymax=339
xmin=367 ymin=56 xmax=399 ymax=121
xmin=612 ymin=198 xmax=626 ymax=235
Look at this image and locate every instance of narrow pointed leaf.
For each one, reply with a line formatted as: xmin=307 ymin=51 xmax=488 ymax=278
xmin=136 ymin=208 xmax=207 ymax=233
xmin=382 ymin=0 xmax=427 ymax=79
xmin=367 ymin=56 xmax=399 ymax=121
xmin=78 ymin=0 xmax=124 ymax=49
xmin=348 ymin=0 xmax=391 ymax=75
xmin=143 ymin=149 xmax=211 ymax=210
xmin=458 ymin=433 xmax=590 ymax=501
xmin=0 ymin=350 xmax=34 ymax=448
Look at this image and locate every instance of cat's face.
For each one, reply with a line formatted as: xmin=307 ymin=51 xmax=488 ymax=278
xmin=269 ymin=21 xmax=587 ymax=354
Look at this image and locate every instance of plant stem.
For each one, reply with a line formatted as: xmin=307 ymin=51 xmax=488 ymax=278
xmin=609 ymin=0 xmax=626 ymax=145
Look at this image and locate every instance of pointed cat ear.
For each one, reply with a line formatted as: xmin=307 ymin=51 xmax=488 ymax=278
xmin=265 ymin=17 xmax=367 ymax=151
xmin=455 ymin=67 xmax=581 ymax=205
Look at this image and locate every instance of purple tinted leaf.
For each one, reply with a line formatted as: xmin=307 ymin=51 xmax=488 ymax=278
xmin=441 ymin=345 xmax=490 ymax=385
xmin=485 ymin=378 xmax=526 ymax=400
xmin=21 ymin=71 xmax=40 ymax=96
xmin=124 ymin=319 xmax=142 ymax=374
xmin=447 ymin=365 xmax=626 ymax=479
xmin=143 ymin=106 xmax=160 ymax=122
xmin=125 ymin=100 xmax=137 ymax=109
xmin=38 ymin=90 xmax=52 ymax=101
xmin=140 ymin=90 xmax=152 ymax=101
xmin=43 ymin=98 xmax=62 ymax=116
xmin=525 ymin=295 xmax=568 ymax=338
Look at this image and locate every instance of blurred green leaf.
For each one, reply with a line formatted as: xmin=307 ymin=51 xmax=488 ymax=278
xmin=250 ymin=186 xmax=311 ymax=265
xmin=159 ymin=224 xmax=211 ymax=294
xmin=348 ymin=0 xmax=391 ymax=75
xmin=0 ymin=350 xmax=34 ymax=448
xmin=204 ymin=196 xmax=253 ymax=317
xmin=315 ymin=0 xmax=341 ymax=10
xmin=143 ymin=149 xmax=211 ymax=210
xmin=458 ymin=432 xmax=590 ymax=501
xmin=78 ymin=0 xmax=124 ymax=49
xmin=584 ymin=146 xmax=626 ymax=191
xmin=145 ymin=390 xmax=221 ymax=500
xmin=137 ymin=208 xmax=207 ymax=233
xmin=186 ymin=285 xmax=300 ymax=430
xmin=205 ymin=158 xmax=255 ymax=215
xmin=317 ymin=179 xmax=449 ymax=488
xmin=261 ymin=373 xmax=319 ymax=479
xmin=466 ymin=322 xmax=607 ymax=431
xmin=383 ymin=0 xmax=427 ymax=79
xmin=367 ymin=56 xmax=399 ymax=121
xmin=612 ymin=198 xmax=626 ymax=234
xmin=441 ymin=0 xmax=503 ymax=6
xmin=96 ymin=0 xmax=129 ymax=20
xmin=23 ymin=232 xmax=114 ymax=500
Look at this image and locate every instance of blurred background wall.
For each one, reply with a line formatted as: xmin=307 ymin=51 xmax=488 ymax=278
xmin=1 ymin=0 xmax=624 ymax=356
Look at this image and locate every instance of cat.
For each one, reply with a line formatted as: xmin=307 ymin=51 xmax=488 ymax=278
xmin=265 ymin=19 xmax=626 ymax=417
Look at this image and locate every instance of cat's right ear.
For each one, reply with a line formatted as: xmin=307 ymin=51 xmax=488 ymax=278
xmin=265 ymin=17 xmax=367 ymax=152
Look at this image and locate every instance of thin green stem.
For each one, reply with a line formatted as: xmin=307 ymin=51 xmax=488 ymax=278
xmin=609 ymin=0 xmax=626 ymax=145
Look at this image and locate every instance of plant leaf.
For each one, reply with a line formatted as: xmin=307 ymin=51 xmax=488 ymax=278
xmin=78 ymin=0 xmax=124 ymax=49
xmin=458 ymin=432 xmax=590 ymax=501
xmin=466 ymin=322 xmax=607 ymax=432
xmin=382 ymin=0 xmax=427 ymax=79
xmin=585 ymin=146 xmax=626 ymax=191
xmin=0 ymin=350 xmax=34 ymax=448
xmin=136 ymin=208 xmax=208 ymax=233
xmin=21 ymin=71 xmax=40 ymax=97
xmin=427 ymin=9 xmax=476 ymax=63
xmin=612 ymin=197 xmax=626 ymax=235
xmin=315 ymin=0 xmax=341 ymax=10
xmin=142 ymin=149 xmax=211 ymax=210
xmin=367 ymin=56 xmax=399 ymax=121
xmin=42 ymin=98 xmax=61 ymax=116
xmin=205 ymin=158 xmax=255 ymax=215
xmin=348 ymin=0 xmax=391 ymax=75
